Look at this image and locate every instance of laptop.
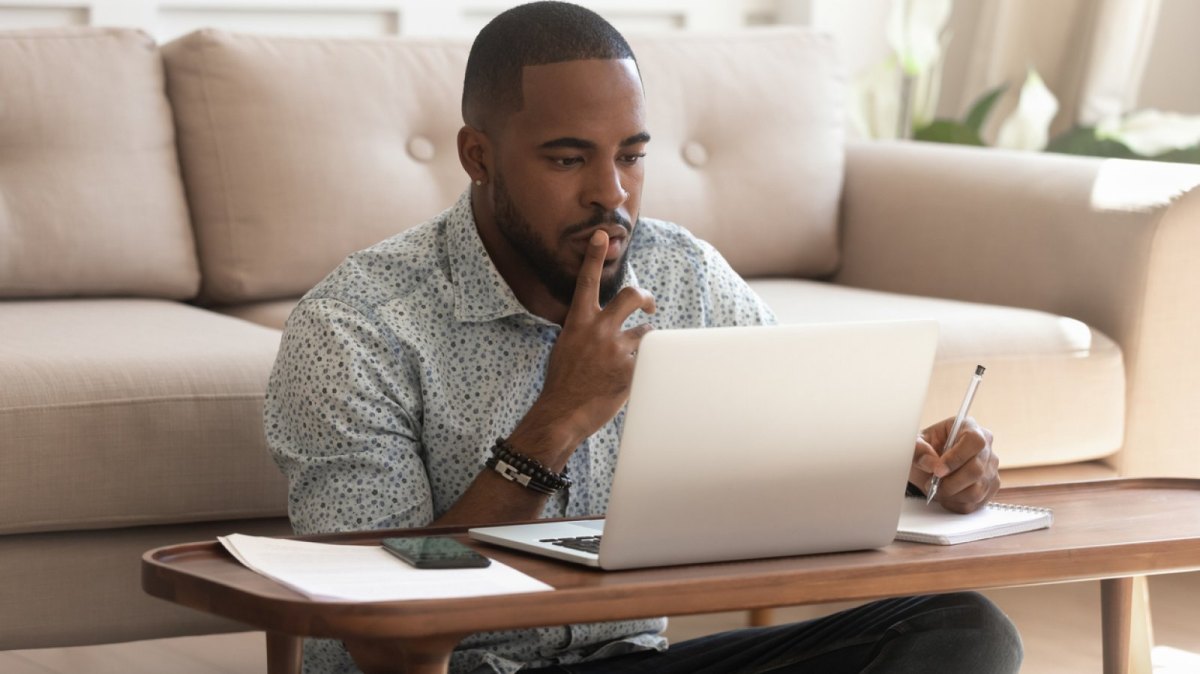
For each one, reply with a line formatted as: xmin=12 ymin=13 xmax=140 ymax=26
xmin=469 ymin=320 xmax=939 ymax=570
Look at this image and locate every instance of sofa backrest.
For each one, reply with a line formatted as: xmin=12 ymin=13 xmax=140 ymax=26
xmin=162 ymin=30 xmax=471 ymax=305
xmin=161 ymin=27 xmax=846 ymax=306
xmin=0 ymin=28 xmax=200 ymax=299
xmin=632 ymin=31 xmax=845 ymax=280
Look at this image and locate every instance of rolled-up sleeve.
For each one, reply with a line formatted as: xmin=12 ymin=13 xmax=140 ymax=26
xmin=265 ymin=298 xmax=434 ymax=535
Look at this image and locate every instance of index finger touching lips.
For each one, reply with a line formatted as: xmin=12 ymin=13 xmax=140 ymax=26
xmin=573 ymin=229 xmax=608 ymax=306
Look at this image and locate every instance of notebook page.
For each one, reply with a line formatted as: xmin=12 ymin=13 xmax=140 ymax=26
xmin=896 ymin=497 xmax=1052 ymax=545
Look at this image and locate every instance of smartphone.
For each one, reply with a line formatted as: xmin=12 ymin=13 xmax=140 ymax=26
xmin=381 ymin=536 xmax=491 ymax=569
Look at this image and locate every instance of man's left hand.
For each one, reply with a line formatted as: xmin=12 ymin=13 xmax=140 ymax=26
xmin=910 ymin=417 xmax=999 ymax=514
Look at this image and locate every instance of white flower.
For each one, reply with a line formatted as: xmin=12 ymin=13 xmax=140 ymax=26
xmin=852 ymin=0 xmax=952 ymax=140
xmin=1096 ymin=109 xmax=1200 ymax=156
xmin=850 ymin=57 xmax=902 ymax=140
xmin=996 ymin=69 xmax=1060 ymax=151
xmin=909 ymin=30 xmax=952 ymax=130
xmin=886 ymin=0 xmax=953 ymax=77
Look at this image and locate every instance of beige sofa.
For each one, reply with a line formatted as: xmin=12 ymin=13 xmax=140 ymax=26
xmin=3 ymin=25 xmax=1199 ymax=651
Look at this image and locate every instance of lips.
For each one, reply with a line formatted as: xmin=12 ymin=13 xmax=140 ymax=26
xmin=572 ymin=225 xmax=629 ymax=263
xmin=603 ymin=234 xmax=626 ymax=262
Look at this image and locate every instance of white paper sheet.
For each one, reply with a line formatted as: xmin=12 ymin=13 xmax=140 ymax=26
xmin=218 ymin=533 xmax=553 ymax=602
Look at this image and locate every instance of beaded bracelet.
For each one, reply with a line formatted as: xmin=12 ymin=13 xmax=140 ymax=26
xmin=485 ymin=437 xmax=572 ymax=496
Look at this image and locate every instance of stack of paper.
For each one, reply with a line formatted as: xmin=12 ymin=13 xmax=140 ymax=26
xmin=219 ymin=534 xmax=553 ymax=602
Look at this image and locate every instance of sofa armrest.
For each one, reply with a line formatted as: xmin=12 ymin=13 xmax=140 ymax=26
xmin=835 ymin=140 xmax=1200 ymax=478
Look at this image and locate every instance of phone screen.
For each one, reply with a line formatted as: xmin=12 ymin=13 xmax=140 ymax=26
xmin=381 ymin=536 xmax=491 ymax=569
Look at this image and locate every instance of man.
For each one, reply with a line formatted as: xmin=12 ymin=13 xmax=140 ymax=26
xmin=266 ymin=2 xmax=1022 ymax=673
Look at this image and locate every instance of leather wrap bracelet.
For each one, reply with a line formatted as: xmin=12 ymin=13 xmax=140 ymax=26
xmin=485 ymin=437 xmax=572 ymax=496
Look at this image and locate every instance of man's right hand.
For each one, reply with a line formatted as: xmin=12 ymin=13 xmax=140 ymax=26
xmin=508 ymin=229 xmax=656 ymax=469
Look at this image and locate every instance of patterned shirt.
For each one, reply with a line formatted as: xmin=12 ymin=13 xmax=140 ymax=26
xmin=265 ymin=189 xmax=775 ymax=673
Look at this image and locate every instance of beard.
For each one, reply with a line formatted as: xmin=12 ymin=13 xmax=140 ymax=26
xmin=492 ymin=172 xmax=632 ymax=307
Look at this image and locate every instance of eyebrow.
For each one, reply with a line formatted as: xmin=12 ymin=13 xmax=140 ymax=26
xmin=539 ymin=131 xmax=652 ymax=150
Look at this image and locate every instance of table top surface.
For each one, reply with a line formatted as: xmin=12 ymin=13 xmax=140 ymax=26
xmin=142 ymin=478 xmax=1200 ymax=640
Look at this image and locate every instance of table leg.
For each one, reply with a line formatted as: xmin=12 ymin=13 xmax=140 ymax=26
xmin=1101 ymin=577 xmax=1133 ymax=674
xmin=345 ymin=634 xmax=464 ymax=674
xmin=266 ymin=631 xmax=302 ymax=674
xmin=748 ymin=608 xmax=776 ymax=627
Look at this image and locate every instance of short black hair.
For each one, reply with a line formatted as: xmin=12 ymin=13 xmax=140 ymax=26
xmin=462 ymin=1 xmax=638 ymax=130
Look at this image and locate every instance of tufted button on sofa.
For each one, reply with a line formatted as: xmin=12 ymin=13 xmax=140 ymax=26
xmin=2 ymin=25 xmax=1199 ymax=650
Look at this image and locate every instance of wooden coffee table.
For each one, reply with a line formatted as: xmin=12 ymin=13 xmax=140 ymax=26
xmin=143 ymin=479 xmax=1200 ymax=674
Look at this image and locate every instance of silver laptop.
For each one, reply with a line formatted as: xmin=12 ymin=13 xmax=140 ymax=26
xmin=469 ymin=320 xmax=938 ymax=570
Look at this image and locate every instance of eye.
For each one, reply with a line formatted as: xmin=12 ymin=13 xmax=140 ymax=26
xmin=619 ymin=152 xmax=647 ymax=166
xmin=550 ymin=156 xmax=583 ymax=168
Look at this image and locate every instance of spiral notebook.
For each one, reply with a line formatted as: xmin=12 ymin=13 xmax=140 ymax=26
xmin=896 ymin=496 xmax=1053 ymax=545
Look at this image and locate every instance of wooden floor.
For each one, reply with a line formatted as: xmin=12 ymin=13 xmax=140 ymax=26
xmin=5 ymin=572 xmax=1200 ymax=673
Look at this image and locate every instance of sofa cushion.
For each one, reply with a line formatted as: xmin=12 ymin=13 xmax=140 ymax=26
xmin=214 ymin=298 xmax=299 ymax=330
xmin=749 ymin=279 xmax=1125 ymax=470
xmin=0 ymin=517 xmax=291 ymax=650
xmin=162 ymin=30 xmax=473 ymax=305
xmin=1000 ymin=460 xmax=1117 ymax=487
xmin=0 ymin=299 xmax=285 ymax=535
xmin=0 ymin=28 xmax=199 ymax=299
xmin=632 ymin=29 xmax=845 ymax=279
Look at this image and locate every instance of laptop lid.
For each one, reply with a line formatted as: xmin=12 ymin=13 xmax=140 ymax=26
xmin=470 ymin=320 xmax=939 ymax=570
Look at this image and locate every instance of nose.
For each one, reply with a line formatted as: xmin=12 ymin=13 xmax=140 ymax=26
xmin=584 ymin=161 xmax=629 ymax=213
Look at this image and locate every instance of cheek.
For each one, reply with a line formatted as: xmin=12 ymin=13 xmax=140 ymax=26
xmin=524 ymin=200 xmax=575 ymax=250
xmin=623 ymin=169 xmax=645 ymax=213
xmin=502 ymin=167 xmax=565 ymax=224
xmin=625 ymin=188 xmax=642 ymax=217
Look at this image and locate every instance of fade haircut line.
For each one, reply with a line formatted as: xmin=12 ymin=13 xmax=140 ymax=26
xmin=462 ymin=1 xmax=638 ymax=131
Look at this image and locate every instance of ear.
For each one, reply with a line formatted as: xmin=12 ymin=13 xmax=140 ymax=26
xmin=457 ymin=125 xmax=491 ymax=185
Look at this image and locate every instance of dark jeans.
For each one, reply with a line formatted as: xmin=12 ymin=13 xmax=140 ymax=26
xmin=523 ymin=592 xmax=1022 ymax=674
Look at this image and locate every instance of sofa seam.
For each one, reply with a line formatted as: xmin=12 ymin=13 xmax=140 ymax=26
xmin=0 ymin=393 xmax=267 ymax=414
xmin=3 ymin=508 xmax=289 ymax=538
xmin=190 ymin=28 xmax=469 ymax=48
xmin=929 ymin=348 xmax=1124 ymax=363
xmin=197 ymin=32 xmax=243 ymax=302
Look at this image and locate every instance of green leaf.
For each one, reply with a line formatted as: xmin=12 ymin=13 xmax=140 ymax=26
xmin=1151 ymin=145 xmax=1200 ymax=164
xmin=1046 ymin=128 xmax=1200 ymax=164
xmin=964 ymin=84 xmax=1008 ymax=134
xmin=1045 ymin=127 xmax=1138 ymax=159
xmin=913 ymin=120 xmax=986 ymax=146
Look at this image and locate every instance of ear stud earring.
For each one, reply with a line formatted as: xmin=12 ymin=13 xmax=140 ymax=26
xmin=474 ymin=179 xmax=485 ymax=186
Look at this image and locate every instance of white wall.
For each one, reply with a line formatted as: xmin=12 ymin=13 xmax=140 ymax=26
xmin=790 ymin=0 xmax=891 ymax=75
xmin=7 ymin=0 xmax=1195 ymax=124
xmin=0 ymin=0 xmax=797 ymax=41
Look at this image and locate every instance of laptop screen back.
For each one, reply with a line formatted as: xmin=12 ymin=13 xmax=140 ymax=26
xmin=598 ymin=320 xmax=938 ymax=569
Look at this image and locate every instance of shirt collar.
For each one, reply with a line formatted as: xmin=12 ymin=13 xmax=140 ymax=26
xmin=446 ymin=189 xmax=531 ymax=323
xmin=445 ymin=187 xmax=641 ymax=325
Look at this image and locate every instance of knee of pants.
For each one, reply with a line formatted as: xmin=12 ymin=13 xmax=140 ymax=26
xmin=937 ymin=591 xmax=1024 ymax=669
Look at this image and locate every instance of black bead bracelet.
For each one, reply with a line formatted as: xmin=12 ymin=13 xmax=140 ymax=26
xmin=485 ymin=437 xmax=572 ymax=496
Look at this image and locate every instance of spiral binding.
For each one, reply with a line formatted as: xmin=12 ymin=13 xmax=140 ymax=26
xmin=988 ymin=501 xmax=1052 ymax=514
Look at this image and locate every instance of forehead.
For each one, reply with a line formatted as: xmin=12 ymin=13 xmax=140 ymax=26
xmin=507 ymin=58 xmax=645 ymax=141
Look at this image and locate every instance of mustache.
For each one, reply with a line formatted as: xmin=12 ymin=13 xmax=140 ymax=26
xmin=562 ymin=209 xmax=633 ymax=238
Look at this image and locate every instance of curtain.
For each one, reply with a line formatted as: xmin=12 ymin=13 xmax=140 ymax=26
xmin=941 ymin=0 xmax=1162 ymax=134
